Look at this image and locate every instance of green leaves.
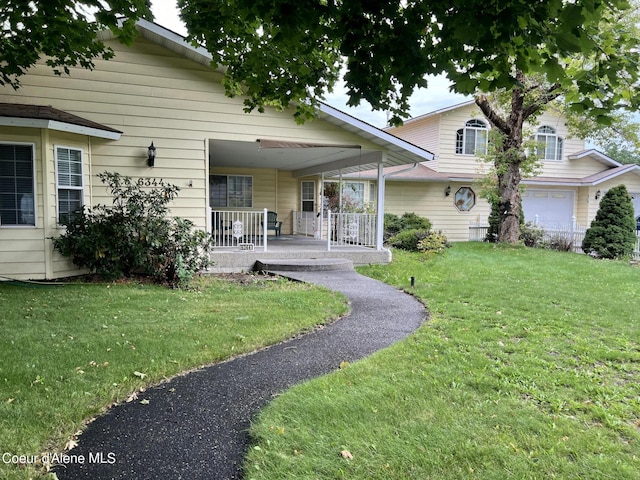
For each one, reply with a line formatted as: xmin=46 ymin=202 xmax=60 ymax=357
xmin=0 ymin=0 xmax=152 ymax=88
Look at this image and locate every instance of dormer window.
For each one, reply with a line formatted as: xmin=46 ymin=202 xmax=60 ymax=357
xmin=536 ymin=126 xmax=563 ymax=161
xmin=456 ymin=119 xmax=488 ymax=156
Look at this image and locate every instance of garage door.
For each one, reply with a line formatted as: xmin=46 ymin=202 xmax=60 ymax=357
xmin=522 ymin=190 xmax=574 ymax=227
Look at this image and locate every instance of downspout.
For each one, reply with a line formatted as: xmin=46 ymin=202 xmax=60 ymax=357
xmin=376 ymin=160 xmax=419 ymax=250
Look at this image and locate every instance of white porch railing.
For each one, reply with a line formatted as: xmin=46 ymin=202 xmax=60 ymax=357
xmin=211 ymin=209 xmax=267 ymax=250
xmin=293 ymin=211 xmax=318 ymax=237
xmin=469 ymin=216 xmax=640 ymax=258
xmin=327 ymin=211 xmax=377 ymax=249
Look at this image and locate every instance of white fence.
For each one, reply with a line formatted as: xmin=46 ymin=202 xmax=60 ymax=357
xmin=469 ymin=217 xmax=640 ymax=259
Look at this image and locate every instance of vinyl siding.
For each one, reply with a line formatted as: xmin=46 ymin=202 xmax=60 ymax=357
xmin=384 ymin=181 xmax=490 ymax=242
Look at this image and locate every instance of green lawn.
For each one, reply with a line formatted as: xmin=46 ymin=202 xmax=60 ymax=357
xmin=0 ymin=275 xmax=348 ymax=480
xmin=245 ymin=243 xmax=640 ymax=479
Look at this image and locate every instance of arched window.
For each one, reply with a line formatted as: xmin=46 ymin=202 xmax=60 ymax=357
xmin=456 ymin=119 xmax=488 ymax=156
xmin=536 ymin=126 xmax=563 ymax=161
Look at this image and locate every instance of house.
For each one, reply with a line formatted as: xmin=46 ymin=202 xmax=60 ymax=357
xmin=0 ymin=20 xmax=434 ymax=280
xmin=344 ymin=101 xmax=640 ymax=242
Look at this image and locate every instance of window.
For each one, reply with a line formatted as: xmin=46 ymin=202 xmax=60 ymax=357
xmin=301 ymin=181 xmax=315 ymax=212
xmin=0 ymin=143 xmax=35 ymax=226
xmin=536 ymin=126 xmax=563 ymax=161
xmin=210 ymin=175 xmax=253 ymax=208
xmin=56 ymin=146 xmax=84 ymax=224
xmin=343 ymin=182 xmax=365 ymax=207
xmin=454 ymin=186 xmax=476 ymax=212
xmin=456 ymin=119 xmax=488 ymax=155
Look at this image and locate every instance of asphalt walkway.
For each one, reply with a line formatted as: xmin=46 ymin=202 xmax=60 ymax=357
xmin=54 ymin=270 xmax=426 ymax=480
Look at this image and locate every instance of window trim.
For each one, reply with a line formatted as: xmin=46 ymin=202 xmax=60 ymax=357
xmin=536 ymin=125 xmax=564 ymax=161
xmin=0 ymin=141 xmax=37 ymax=228
xmin=209 ymin=174 xmax=254 ymax=208
xmin=301 ymin=180 xmax=315 ymax=212
xmin=54 ymin=145 xmax=84 ymax=225
xmin=456 ymin=119 xmax=488 ymax=156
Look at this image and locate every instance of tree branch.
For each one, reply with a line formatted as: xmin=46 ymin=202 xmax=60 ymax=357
xmin=475 ymin=94 xmax=509 ymax=134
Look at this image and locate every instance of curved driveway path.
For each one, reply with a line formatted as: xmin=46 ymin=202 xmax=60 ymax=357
xmin=55 ymin=270 xmax=426 ymax=480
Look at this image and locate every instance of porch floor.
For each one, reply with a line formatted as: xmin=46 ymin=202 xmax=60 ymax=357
xmin=208 ymin=235 xmax=391 ymax=273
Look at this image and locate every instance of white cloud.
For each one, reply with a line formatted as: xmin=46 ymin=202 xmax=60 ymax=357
xmin=149 ymin=0 xmax=467 ymax=126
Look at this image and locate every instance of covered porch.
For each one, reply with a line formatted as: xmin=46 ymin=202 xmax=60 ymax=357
xmin=206 ymin=103 xmax=434 ymax=272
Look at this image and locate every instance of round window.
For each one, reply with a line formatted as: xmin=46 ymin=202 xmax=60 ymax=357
xmin=454 ymin=187 xmax=475 ymax=212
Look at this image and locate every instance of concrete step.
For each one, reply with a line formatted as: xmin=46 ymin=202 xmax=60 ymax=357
xmin=254 ymin=258 xmax=354 ymax=272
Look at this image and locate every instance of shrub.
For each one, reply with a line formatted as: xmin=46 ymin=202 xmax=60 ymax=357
xmin=384 ymin=212 xmax=432 ymax=241
xmin=417 ymin=231 xmax=451 ymax=258
xmin=388 ymin=228 xmax=432 ymax=251
xmin=542 ymin=234 xmax=574 ymax=252
xmin=519 ymin=222 xmax=544 ymax=247
xmin=582 ymin=185 xmax=636 ymax=259
xmin=52 ymin=172 xmax=213 ymax=287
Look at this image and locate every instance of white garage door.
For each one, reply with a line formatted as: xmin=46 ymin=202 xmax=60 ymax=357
xmin=522 ymin=190 xmax=574 ymax=227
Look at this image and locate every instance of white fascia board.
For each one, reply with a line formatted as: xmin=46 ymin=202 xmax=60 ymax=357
xmin=135 ymin=19 xmax=214 ymax=67
xmin=0 ymin=117 xmax=121 ymax=140
xmin=568 ymin=149 xmax=622 ymax=167
xmin=590 ymin=165 xmax=640 ymax=185
xmin=317 ymin=102 xmax=434 ymax=161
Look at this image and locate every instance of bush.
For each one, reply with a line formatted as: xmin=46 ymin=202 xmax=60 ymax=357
xmin=519 ymin=222 xmax=544 ymax=247
xmin=542 ymin=234 xmax=574 ymax=252
xmin=582 ymin=185 xmax=636 ymax=259
xmin=384 ymin=212 xmax=432 ymax=241
xmin=417 ymin=231 xmax=451 ymax=258
xmin=52 ymin=172 xmax=214 ymax=287
xmin=388 ymin=228 xmax=432 ymax=251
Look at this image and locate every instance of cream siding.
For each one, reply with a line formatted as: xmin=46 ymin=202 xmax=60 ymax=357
xmin=384 ymin=181 xmax=490 ymax=242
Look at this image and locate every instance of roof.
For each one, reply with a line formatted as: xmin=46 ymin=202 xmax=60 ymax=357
xmin=392 ymin=100 xmax=476 ymax=128
xmin=0 ymin=103 xmax=122 ymax=140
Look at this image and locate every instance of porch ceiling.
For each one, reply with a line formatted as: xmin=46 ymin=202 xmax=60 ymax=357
xmin=209 ymin=139 xmax=427 ymax=177
xmin=210 ymin=139 xmax=376 ymax=177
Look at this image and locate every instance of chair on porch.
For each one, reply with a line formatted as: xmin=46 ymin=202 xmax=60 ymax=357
xmin=262 ymin=211 xmax=283 ymax=237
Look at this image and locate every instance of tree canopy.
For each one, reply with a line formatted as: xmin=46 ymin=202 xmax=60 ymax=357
xmin=178 ymin=0 xmax=640 ymax=125
xmin=0 ymin=0 xmax=152 ymax=89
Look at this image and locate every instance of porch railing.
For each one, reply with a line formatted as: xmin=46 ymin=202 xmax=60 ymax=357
xmin=327 ymin=211 xmax=377 ymax=249
xmin=211 ymin=209 xmax=267 ymax=250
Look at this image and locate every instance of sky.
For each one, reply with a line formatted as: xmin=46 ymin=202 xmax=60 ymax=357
xmin=149 ymin=0 xmax=469 ymax=128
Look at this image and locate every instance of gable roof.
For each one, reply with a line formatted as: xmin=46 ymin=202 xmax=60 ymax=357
xmin=0 ymin=103 xmax=122 ymax=140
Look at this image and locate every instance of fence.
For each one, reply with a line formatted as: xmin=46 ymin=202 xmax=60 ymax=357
xmin=469 ymin=216 xmax=640 ymax=259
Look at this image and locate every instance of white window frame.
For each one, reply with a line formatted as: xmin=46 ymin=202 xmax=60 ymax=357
xmin=456 ymin=119 xmax=488 ymax=156
xmin=301 ymin=180 xmax=315 ymax=212
xmin=536 ymin=126 xmax=564 ymax=161
xmin=55 ymin=145 xmax=84 ymax=225
xmin=0 ymin=142 xmax=36 ymax=228
xmin=210 ymin=174 xmax=253 ymax=208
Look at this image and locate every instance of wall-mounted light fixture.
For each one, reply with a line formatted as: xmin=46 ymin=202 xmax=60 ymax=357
xmin=595 ymin=189 xmax=601 ymax=200
xmin=445 ymin=185 xmax=451 ymax=197
xmin=147 ymin=141 xmax=156 ymax=167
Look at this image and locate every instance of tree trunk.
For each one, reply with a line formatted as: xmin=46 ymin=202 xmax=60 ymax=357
xmin=497 ymin=160 xmax=522 ymax=243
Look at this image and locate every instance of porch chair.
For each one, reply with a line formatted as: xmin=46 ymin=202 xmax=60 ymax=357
xmin=262 ymin=211 xmax=283 ymax=237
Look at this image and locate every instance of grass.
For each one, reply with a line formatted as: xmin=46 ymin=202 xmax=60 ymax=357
xmin=0 ymin=275 xmax=348 ymax=480
xmin=245 ymin=243 xmax=640 ymax=479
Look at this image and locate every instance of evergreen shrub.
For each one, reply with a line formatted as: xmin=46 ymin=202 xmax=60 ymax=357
xmin=582 ymin=185 xmax=636 ymax=259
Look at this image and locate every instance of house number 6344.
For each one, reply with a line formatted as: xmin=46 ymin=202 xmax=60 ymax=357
xmin=136 ymin=177 xmax=165 ymax=187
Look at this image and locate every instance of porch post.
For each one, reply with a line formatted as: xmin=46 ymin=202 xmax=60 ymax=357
xmin=263 ymin=208 xmax=268 ymax=252
xmin=376 ymin=154 xmax=386 ymax=250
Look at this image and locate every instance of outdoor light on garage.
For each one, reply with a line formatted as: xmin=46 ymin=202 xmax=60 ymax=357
xmin=147 ymin=141 xmax=156 ymax=167
xmin=595 ymin=189 xmax=601 ymax=200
